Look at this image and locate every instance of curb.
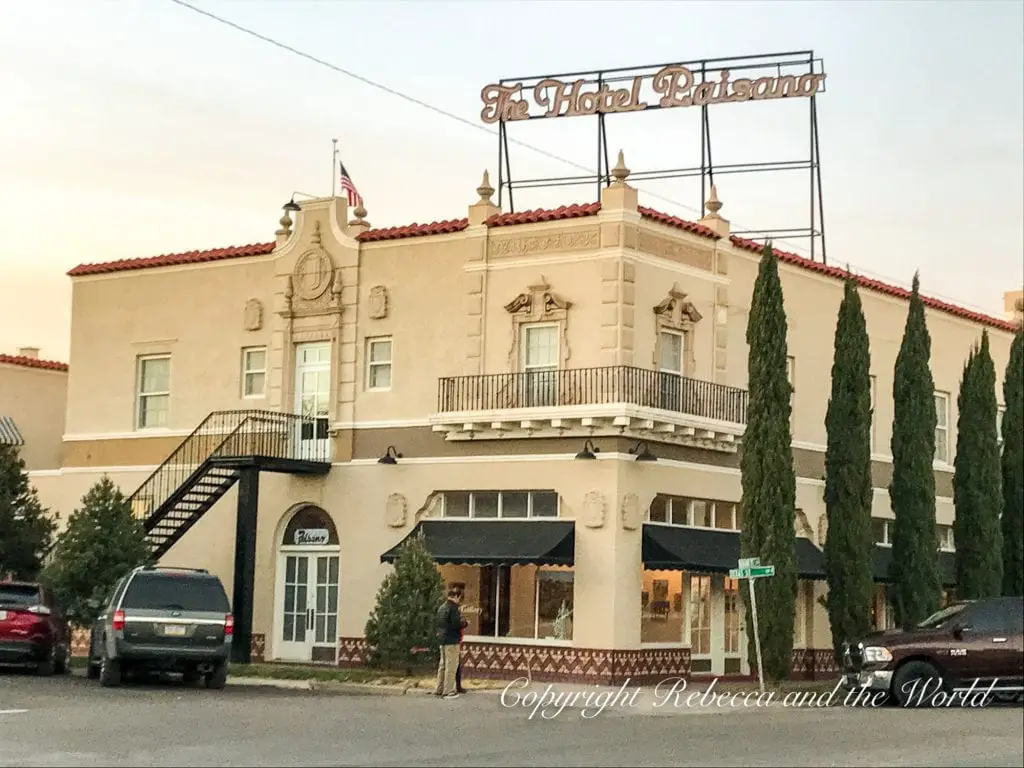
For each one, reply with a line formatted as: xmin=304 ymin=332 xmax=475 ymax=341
xmin=228 ymin=676 xmax=314 ymax=691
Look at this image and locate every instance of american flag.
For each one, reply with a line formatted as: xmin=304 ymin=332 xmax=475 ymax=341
xmin=339 ymin=162 xmax=362 ymax=207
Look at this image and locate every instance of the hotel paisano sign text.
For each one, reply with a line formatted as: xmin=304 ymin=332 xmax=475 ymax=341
xmin=480 ymin=63 xmax=825 ymax=124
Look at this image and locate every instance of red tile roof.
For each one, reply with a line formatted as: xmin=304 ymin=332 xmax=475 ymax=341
xmin=729 ymin=236 xmax=1017 ymax=333
xmin=64 ymin=203 xmax=1016 ymax=334
xmin=0 ymin=354 xmax=68 ymax=372
xmin=357 ymin=218 xmax=468 ymax=242
xmin=67 ymin=243 xmax=275 ymax=277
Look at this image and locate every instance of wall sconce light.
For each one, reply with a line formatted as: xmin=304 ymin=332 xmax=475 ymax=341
xmin=378 ymin=445 xmax=402 ymax=465
xmin=629 ymin=440 xmax=657 ymax=462
xmin=574 ymin=439 xmax=600 ymax=460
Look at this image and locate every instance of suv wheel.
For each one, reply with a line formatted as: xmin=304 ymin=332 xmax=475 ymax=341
xmin=205 ymin=661 xmax=228 ymax=690
xmin=35 ymin=645 xmax=57 ymax=677
xmin=54 ymin=643 xmax=71 ymax=675
xmin=87 ymin=660 xmax=101 ymax=679
xmin=182 ymin=666 xmax=202 ymax=686
xmin=99 ymin=651 xmax=122 ymax=688
xmin=892 ymin=660 xmax=946 ymax=707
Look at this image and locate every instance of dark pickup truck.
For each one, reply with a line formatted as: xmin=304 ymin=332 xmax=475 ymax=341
xmin=842 ymin=596 xmax=1024 ymax=706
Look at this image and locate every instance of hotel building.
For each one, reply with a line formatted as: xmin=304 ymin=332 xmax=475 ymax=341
xmin=29 ymin=158 xmax=1018 ymax=683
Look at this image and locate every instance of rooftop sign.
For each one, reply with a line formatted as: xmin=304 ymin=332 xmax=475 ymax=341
xmin=480 ymin=64 xmax=826 ymax=124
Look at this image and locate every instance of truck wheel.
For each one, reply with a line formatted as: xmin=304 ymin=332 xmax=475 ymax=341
xmin=892 ymin=661 xmax=946 ymax=707
xmin=205 ymin=661 xmax=228 ymax=690
xmin=100 ymin=652 xmax=122 ymax=688
xmin=55 ymin=643 xmax=71 ymax=674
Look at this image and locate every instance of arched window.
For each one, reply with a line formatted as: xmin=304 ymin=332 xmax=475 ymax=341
xmin=281 ymin=504 xmax=339 ymax=547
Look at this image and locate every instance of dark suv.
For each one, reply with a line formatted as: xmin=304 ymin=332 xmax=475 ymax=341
xmin=87 ymin=566 xmax=233 ymax=689
xmin=843 ymin=596 xmax=1024 ymax=706
xmin=0 ymin=581 xmax=71 ymax=675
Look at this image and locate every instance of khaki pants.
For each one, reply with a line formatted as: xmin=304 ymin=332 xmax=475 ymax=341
xmin=434 ymin=643 xmax=460 ymax=696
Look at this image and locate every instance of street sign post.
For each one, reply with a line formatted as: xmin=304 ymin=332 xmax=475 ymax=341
xmin=732 ymin=557 xmax=775 ymax=694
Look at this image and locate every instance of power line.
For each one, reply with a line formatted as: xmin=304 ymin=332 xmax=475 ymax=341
xmin=167 ymin=0 xmax=814 ymax=255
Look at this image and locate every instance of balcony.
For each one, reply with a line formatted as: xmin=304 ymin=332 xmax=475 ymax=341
xmin=431 ymin=366 xmax=747 ymax=452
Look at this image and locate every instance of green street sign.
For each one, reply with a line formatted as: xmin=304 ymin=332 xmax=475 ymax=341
xmin=749 ymin=566 xmax=775 ymax=578
xmin=738 ymin=557 xmax=760 ymax=569
xmin=728 ymin=568 xmax=746 ymax=579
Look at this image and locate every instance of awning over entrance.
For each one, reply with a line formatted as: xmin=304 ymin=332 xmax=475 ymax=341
xmin=380 ymin=520 xmax=575 ymax=567
xmin=0 ymin=416 xmax=24 ymax=447
xmin=872 ymin=545 xmax=956 ymax=588
xmin=641 ymin=524 xmax=826 ymax=580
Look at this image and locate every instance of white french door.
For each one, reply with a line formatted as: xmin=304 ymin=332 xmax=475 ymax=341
xmin=520 ymin=324 xmax=558 ymax=407
xmin=276 ymin=549 xmax=340 ymax=662
xmin=294 ymin=342 xmax=331 ymax=461
xmin=658 ymin=330 xmax=684 ymax=411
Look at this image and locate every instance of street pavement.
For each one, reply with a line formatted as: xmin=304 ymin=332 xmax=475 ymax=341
xmin=1 ymin=669 xmax=1022 ymax=767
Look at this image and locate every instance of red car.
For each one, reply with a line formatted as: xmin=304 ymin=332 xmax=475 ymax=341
xmin=0 ymin=580 xmax=72 ymax=675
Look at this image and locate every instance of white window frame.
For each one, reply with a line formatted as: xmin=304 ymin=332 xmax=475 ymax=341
xmin=934 ymin=391 xmax=950 ymax=463
xmin=689 ymin=574 xmax=712 ymax=656
xmin=441 ymin=490 xmax=560 ymax=519
xmin=241 ymin=346 xmax=267 ymax=399
xmin=937 ymin=524 xmax=955 ymax=552
xmin=646 ymin=496 xmax=739 ymax=530
xmin=136 ymin=354 xmax=171 ymax=430
xmin=997 ymin=404 xmax=1006 ymax=445
xmin=787 ymin=356 xmax=796 ymax=429
xmin=658 ymin=329 xmax=685 ymax=376
xmin=873 ymin=518 xmax=893 ymax=546
xmin=520 ymin=322 xmax=559 ymax=373
xmin=365 ymin=337 xmax=393 ymax=391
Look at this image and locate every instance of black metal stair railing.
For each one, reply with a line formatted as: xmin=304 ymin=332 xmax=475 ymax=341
xmin=129 ymin=409 xmax=328 ymax=522
xmin=436 ymin=366 xmax=749 ymax=425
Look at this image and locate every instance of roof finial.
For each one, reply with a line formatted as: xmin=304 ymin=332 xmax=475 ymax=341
xmin=611 ymin=150 xmax=630 ymax=184
xmin=350 ymin=199 xmax=368 ymax=227
xmin=477 ymin=170 xmax=495 ymax=204
xmin=705 ymin=184 xmax=723 ymax=216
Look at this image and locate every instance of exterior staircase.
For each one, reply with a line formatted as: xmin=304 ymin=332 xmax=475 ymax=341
xmin=129 ymin=410 xmax=331 ymax=559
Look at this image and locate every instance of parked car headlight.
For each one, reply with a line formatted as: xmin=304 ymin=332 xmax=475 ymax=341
xmin=862 ymin=646 xmax=893 ymax=663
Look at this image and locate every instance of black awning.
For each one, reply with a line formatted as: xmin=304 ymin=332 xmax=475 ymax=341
xmin=380 ymin=520 xmax=575 ymax=567
xmin=641 ymin=524 xmax=826 ymax=580
xmin=872 ymin=545 xmax=956 ymax=588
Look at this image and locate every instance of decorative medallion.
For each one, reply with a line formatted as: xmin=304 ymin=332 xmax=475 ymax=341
xmin=293 ymin=249 xmax=335 ymax=301
xmin=582 ymin=491 xmax=606 ymax=529
xmin=621 ymin=493 xmax=641 ymax=531
xmin=368 ymin=285 xmax=389 ymax=320
xmin=385 ymin=493 xmax=407 ymax=528
xmin=243 ymin=298 xmax=264 ymax=331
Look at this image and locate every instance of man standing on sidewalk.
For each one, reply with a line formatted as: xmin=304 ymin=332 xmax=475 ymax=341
xmin=434 ymin=586 xmax=463 ymax=699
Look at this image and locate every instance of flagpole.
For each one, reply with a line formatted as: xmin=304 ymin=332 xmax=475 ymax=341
xmin=331 ymin=139 xmax=339 ymax=198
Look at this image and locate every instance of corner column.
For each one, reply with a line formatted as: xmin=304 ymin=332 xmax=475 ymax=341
xmin=231 ymin=467 xmax=260 ymax=664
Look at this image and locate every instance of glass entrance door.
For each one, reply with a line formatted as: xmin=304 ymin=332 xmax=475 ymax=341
xmin=294 ymin=342 xmax=331 ymax=460
xmin=276 ymin=551 xmax=340 ymax=662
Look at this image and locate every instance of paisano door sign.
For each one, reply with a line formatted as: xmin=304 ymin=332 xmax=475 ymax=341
xmin=294 ymin=528 xmax=330 ymax=545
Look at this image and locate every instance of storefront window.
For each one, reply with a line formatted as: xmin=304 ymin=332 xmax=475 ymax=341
xmin=437 ymin=563 xmax=573 ymax=642
xmin=441 ymin=491 xmax=559 ymax=518
xmin=647 ymin=495 xmax=740 ymax=530
xmin=690 ymin=575 xmax=712 ymax=655
xmin=724 ymin=577 xmax=741 ymax=654
xmin=641 ymin=570 xmax=685 ymax=643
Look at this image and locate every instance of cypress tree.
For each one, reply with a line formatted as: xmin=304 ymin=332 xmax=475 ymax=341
xmin=824 ymin=276 xmax=874 ymax=661
xmin=888 ymin=273 xmax=941 ymax=628
xmin=1002 ymin=329 xmax=1024 ymax=596
xmin=953 ymin=332 xmax=1003 ymax=598
xmin=740 ymin=242 xmax=797 ymax=682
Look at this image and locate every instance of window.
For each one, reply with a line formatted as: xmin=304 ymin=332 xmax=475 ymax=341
xmin=641 ymin=570 xmax=684 ymax=643
xmin=689 ymin=575 xmax=712 ymax=655
xmin=521 ymin=324 xmax=558 ymax=407
xmin=962 ymin=599 xmax=1015 ymax=634
xmin=869 ymin=375 xmax=877 ymax=452
xmin=936 ymin=525 xmax=955 ymax=552
xmin=935 ymin=391 xmax=949 ymax=463
xmin=366 ymin=338 xmax=393 ymax=390
xmin=997 ymin=405 xmax=1006 ymax=445
xmin=646 ymin=495 xmax=740 ymax=530
xmin=441 ymin=490 xmax=559 ymax=519
xmin=723 ymin=577 xmax=741 ymax=654
xmin=242 ymin=347 xmax=267 ymax=398
xmin=136 ymin=355 xmax=170 ymax=429
xmin=658 ymin=330 xmax=685 ymax=411
xmin=439 ymin=563 xmax=574 ymax=642
xmin=872 ymin=518 xmax=892 ymax=546
xmin=787 ymin=356 xmax=796 ymax=430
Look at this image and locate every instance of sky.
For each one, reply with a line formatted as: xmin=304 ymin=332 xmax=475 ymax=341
xmin=1 ymin=0 xmax=1022 ymax=362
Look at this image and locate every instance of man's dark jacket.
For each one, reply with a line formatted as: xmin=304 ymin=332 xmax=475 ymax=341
xmin=436 ymin=599 xmax=462 ymax=646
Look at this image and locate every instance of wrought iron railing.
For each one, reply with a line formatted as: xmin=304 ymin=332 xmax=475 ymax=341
xmin=436 ymin=366 xmax=748 ymax=424
xmin=129 ymin=410 xmax=329 ymax=520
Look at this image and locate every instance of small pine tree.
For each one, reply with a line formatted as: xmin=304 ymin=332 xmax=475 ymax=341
xmin=824 ymin=276 xmax=875 ymax=662
xmin=43 ymin=476 xmax=152 ymax=626
xmin=364 ymin=530 xmax=445 ymax=674
xmin=1002 ymin=329 xmax=1024 ymax=596
xmin=0 ymin=444 xmax=57 ymax=580
xmin=739 ymin=242 xmax=798 ymax=682
xmin=888 ymin=273 xmax=941 ymax=628
xmin=953 ymin=332 xmax=1003 ymax=599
